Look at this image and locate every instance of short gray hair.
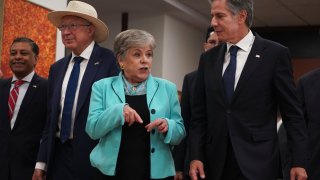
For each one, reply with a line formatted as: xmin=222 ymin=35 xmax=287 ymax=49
xmin=226 ymin=0 xmax=253 ymax=28
xmin=113 ymin=29 xmax=156 ymax=58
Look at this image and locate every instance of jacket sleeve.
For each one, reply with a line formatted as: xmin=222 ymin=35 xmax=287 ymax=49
xmin=162 ymin=83 xmax=186 ymax=145
xmin=86 ymin=81 xmax=126 ymax=140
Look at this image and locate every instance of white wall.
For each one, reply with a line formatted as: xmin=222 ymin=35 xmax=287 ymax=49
xmin=162 ymin=15 xmax=204 ymax=90
xmin=125 ymin=13 xmax=205 ymax=90
xmin=128 ymin=12 xmax=165 ymax=78
xmin=98 ymin=13 xmax=122 ymax=50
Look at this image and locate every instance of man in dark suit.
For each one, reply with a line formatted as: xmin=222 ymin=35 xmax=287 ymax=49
xmin=296 ymin=68 xmax=320 ymax=180
xmin=32 ymin=1 xmax=119 ymax=180
xmin=173 ymin=28 xmax=219 ymax=180
xmin=0 ymin=37 xmax=47 ymax=180
xmin=188 ymin=0 xmax=308 ymax=180
xmin=277 ymin=114 xmax=291 ymax=180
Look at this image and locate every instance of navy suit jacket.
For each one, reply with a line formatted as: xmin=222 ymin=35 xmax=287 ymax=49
xmin=36 ymin=43 xmax=119 ymax=180
xmin=189 ymin=34 xmax=308 ymax=180
xmin=0 ymin=74 xmax=47 ymax=180
xmin=173 ymin=70 xmax=197 ymax=175
xmin=297 ymin=68 xmax=320 ymax=180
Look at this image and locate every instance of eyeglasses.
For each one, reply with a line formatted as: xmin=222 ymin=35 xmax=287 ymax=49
xmin=57 ymin=24 xmax=91 ymax=31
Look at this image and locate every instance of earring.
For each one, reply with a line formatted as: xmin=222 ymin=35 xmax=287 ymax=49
xmin=120 ymin=63 xmax=124 ymax=70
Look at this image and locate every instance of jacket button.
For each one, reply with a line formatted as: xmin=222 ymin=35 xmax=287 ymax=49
xmin=151 ymin=129 xmax=155 ymax=134
xmin=151 ymin=109 xmax=156 ymax=114
xmin=151 ymin=148 xmax=155 ymax=153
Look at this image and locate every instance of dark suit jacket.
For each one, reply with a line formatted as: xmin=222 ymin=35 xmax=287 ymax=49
xmin=297 ymin=68 xmax=320 ymax=180
xmin=173 ymin=70 xmax=197 ymax=176
xmin=0 ymin=74 xmax=47 ymax=180
xmin=189 ymin=34 xmax=308 ymax=180
xmin=36 ymin=43 xmax=119 ymax=180
xmin=277 ymin=122 xmax=291 ymax=180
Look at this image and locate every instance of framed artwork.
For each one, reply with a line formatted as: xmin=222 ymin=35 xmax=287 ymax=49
xmin=0 ymin=0 xmax=3 ymax=69
xmin=0 ymin=0 xmax=57 ymax=78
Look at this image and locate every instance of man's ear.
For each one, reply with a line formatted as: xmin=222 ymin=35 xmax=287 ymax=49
xmin=238 ymin=10 xmax=247 ymax=24
xmin=88 ymin=25 xmax=96 ymax=38
xmin=33 ymin=55 xmax=38 ymax=67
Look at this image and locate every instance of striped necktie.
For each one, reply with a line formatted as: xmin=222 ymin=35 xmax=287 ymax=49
xmin=8 ymin=80 xmax=25 ymax=120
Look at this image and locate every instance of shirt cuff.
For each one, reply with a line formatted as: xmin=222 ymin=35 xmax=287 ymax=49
xmin=35 ymin=162 xmax=47 ymax=171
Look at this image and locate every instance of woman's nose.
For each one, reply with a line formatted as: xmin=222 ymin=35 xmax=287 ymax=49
xmin=140 ymin=56 xmax=146 ymax=63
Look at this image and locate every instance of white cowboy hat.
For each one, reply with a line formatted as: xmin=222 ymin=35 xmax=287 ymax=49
xmin=48 ymin=0 xmax=108 ymax=43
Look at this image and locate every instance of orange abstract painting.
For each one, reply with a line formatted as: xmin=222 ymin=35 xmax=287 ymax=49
xmin=1 ymin=0 xmax=56 ymax=78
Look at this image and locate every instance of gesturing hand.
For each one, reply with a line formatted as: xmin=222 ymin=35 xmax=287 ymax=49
xmin=145 ymin=118 xmax=168 ymax=134
xmin=123 ymin=105 xmax=143 ymax=126
xmin=290 ymin=167 xmax=307 ymax=180
xmin=189 ymin=160 xmax=205 ymax=180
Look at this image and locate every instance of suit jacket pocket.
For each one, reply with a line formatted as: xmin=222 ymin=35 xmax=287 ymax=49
xmin=252 ymin=131 xmax=274 ymax=142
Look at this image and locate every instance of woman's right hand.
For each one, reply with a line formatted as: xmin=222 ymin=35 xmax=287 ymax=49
xmin=123 ymin=105 xmax=143 ymax=126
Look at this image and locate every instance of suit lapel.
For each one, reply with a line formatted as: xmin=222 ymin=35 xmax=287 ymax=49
xmin=215 ymin=45 xmax=229 ymax=104
xmin=111 ymin=73 xmax=125 ymax=103
xmin=233 ymin=35 xmax=265 ymax=101
xmin=146 ymin=75 xmax=159 ymax=107
xmin=207 ymin=44 xmax=229 ymax=105
xmin=51 ymin=55 xmax=71 ymax=123
xmin=76 ymin=44 xmax=102 ymax=116
xmin=0 ymin=79 xmax=12 ymax=129
xmin=12 ymin=74 xmax=40 ymax=130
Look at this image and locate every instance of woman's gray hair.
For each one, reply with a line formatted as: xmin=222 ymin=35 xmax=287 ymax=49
xmin=226 ymin=0 xmax=253 ymax=28
xmin=113 ymin=29 xmax=156 ymax=58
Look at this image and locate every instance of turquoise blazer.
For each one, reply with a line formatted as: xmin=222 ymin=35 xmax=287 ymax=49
xmin=86 ymin=73 xmax=186 ymax=179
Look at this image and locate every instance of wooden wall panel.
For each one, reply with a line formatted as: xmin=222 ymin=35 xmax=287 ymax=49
xmin=292 ymin=58 xmax=320 ymax=80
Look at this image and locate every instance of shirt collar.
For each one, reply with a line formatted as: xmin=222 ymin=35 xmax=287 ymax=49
xmin=226 ymin=30 xmax=255 ymax=52
xmin=12 ymin=71 xmax=35 ymax=83
xmin=120 ymin=72 xmax=147 ymax=95
xmin=71 ymin=41 xmax=95 ymax=61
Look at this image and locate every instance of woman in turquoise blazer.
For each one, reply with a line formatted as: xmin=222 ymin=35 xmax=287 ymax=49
xmin=86 ymin=29 xmax=185 ymax=180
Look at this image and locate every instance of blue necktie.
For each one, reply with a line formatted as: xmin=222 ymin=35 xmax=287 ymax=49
xmin=60 ymin=56 xmax=83 ymax=143
xmin=223 ymin=46 xmax=239 ymax=104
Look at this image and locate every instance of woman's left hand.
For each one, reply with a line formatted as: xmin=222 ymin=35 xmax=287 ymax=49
xmin=145 ymin=118 xmax=168 ymax=134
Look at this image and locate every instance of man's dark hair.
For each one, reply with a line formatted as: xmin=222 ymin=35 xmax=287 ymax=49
xmin=11 ymin=37 xmax=39 ymax=56
xmin=227 ymin=0 xmax=253 ymax=27
xmin=205 ymin=26 xmax=214 ymax=42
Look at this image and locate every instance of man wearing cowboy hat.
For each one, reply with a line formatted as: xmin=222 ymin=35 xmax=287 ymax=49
xmin=33 ymin=1 xmax=119 ymax=180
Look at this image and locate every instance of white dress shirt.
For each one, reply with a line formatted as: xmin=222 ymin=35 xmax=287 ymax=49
xmin=222 ymin=30 xmax=255 ymax=90
xmin=57 ymin=41 xmax=95 ymax=139
xmin=10 ymin=71 xmax=35 ymax=129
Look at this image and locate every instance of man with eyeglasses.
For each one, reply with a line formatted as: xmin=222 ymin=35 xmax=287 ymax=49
xmin=32 ymin=1 xmax=119 ymax=180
